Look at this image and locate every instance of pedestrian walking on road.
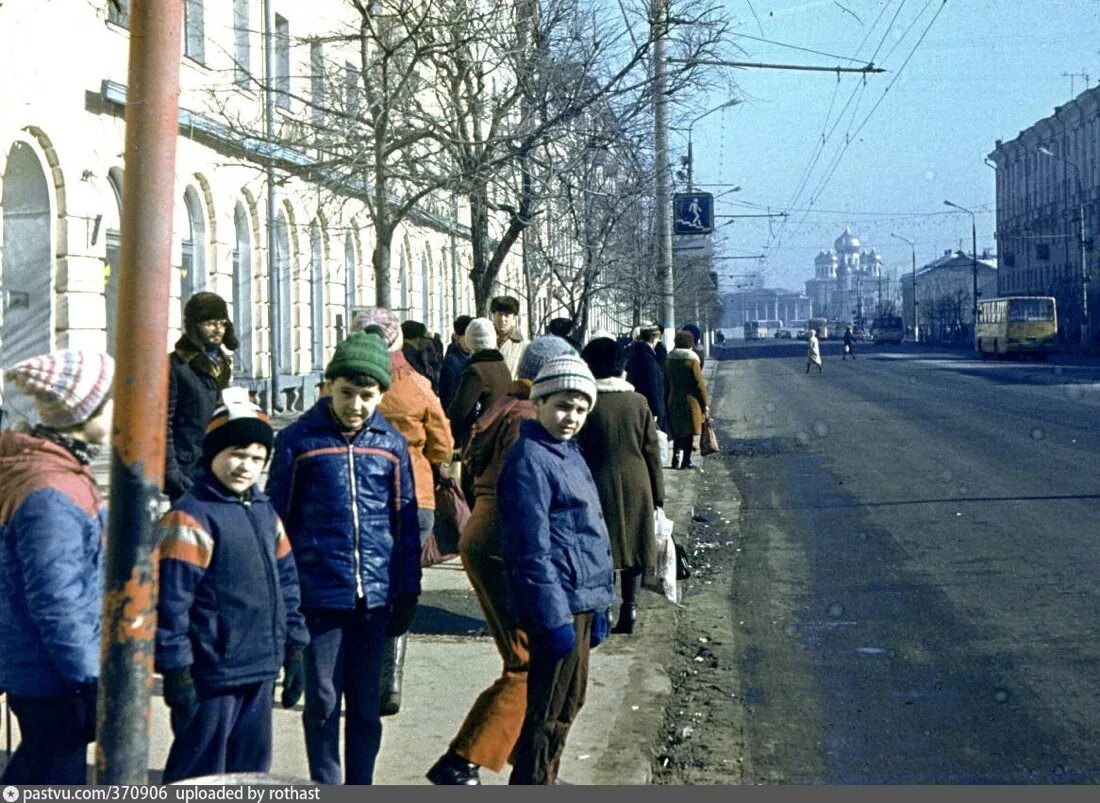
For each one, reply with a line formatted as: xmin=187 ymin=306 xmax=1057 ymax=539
xmin=843 ymin=325 xmax=856 ymax=360
xmin=266 ymin=332 xmax=421 ymax=785
xmin=165 ymin=292 xmax=238 ymax=502
xmin=426 ymin=335 xmax=575 ymax=785
xmin=0 ymin=349 xmax=114 ymax=785
xmin=353 ymin=307 xmax=454 ymax=717
xmin=499 ymin=355 xmax=615 ymax=785
xmin=578 ymin=338 xmax=664 ymax=636
xmin=664 ymin=331 xmax=710 ymax=469
xmin=806 ymin=330 xmax=823 ymax=373
xmin=156 ymin=388 xmax=310 ymax=783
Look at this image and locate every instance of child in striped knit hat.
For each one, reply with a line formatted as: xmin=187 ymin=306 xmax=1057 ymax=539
xmin=497 ymin=354 xmax=616 ymax=785
xmin=0 ymin=349 xmax=114 ymax=784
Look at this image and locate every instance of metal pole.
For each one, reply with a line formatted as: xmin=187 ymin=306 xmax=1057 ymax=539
xmin=98 ymin=0 xmax=182 ymax=783
xmin=911 ymin=246 xmax=918 ymax=341
xmin=686 ymin=134 xmax=693 ymax=191
xmin=263 ymin=0 xmax=281 ymax=413
xmin=971 ymin=215 xmax=979 ymax=323
xmin=1080 ymin=197 xmax=1090 ymax=346
xmin=653 ymin=0 xmax=673 ymax=349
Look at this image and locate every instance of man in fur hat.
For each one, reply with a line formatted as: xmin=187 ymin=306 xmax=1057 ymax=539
xmin=165 ymin=291 xmax=238 ymax=502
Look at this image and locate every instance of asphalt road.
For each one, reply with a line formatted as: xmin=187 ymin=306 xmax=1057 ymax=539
xmin=713 ymin=341 xmax=1100 ymax=783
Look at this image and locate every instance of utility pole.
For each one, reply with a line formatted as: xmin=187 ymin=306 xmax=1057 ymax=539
xmin=263 ymin=0 xmax=281 ymax=413
xmin=891 ymin=233 xmax=918 ymax=342
xmin=99 ymin=0 xmax=182 ymax=782
xmin=653 ymin=0 xmax=674 ymax=350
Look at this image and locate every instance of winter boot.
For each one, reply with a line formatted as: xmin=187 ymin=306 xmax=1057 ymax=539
xmin=612 ymin=603 xmax=637 ymax=635
xmin=379 ymin=634 xmax=408 ymax=716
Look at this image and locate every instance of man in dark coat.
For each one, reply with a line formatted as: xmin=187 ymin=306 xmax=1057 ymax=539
xmin=165 ymin=291 xmax=237 ymax=502
xmin=439 ymin=315 xmax=473 ymax=409
xmin=625 ymin=326 xmax=669 ymax=433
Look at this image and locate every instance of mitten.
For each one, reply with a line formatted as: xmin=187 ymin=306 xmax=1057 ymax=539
xmin=73 ymin=680 xmax=98 ymax=744
xmin=385 ymin=595 xmax=419 ymax=637
xmin=590 ymin=610 xmax=611 ymax=649
xmin=539 ymin=622 xmax=576 ymax=662
xmin=281 ymin=648 xmax=306 ymax=709
xmin=162 ymin=669 xmax=198 ymax=721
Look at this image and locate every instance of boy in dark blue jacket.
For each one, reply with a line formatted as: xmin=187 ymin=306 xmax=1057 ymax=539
xmin=156 ymin=388 xmax=309 ymax=783
xmin=266 ymin=331 xmax=421 ymax=785
xmin=498 ymin=354 xmax=615 ymax=785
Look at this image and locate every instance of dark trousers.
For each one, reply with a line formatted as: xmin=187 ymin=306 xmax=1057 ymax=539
xmin=162 ymin=680 xmax=274 ymax=783
xmin=673 ymin=435 xmax=694 ymax=466
xmin=509 ymin=612 xmax=593 ymax=785
xmin=620 ymin=566 xmax=643 ymax=605
xmin=303 ymin=603 xmax=387 ymax=784
xmin=2 ymin=693 xmax=88 ymax=785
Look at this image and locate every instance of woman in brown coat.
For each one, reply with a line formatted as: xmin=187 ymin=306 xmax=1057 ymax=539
xmin=427 ymin=335 xmax=575 ymax=785
xmin=577 ymin=338 xmax=664 ymax=634
xmin=664 ymin=330 xmax=710 ymax=469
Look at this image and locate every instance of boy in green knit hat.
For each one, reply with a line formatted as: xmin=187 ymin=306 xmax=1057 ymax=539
xmin=266 ymin=332 xmax=421 ymax=785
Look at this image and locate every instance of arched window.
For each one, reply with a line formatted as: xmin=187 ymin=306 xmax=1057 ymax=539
xmin=274 ymin=211 xmax=292 ymax=374
xmin=344 ymin=231 xmax=357 ymax=331
xmin=104 ymin=169 xmax=124 ymax=356
xmin=398 ymin=245 xmax=410 ymax=315
xmin=310 ymin=221 xmax=325 ymax=371
xmin=181 ymin=186 xmax=206 ymax=323
xmin=233 ymin=203 xmax=254 ymax=376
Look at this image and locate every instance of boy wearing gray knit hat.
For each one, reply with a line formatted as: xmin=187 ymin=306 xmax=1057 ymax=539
xmin=497 ymin=351 xmax=613 ymax=784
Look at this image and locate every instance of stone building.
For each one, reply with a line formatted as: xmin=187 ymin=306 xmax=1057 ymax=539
xmin=900 ymin=249 xmax=998 ymax=344
xmin=804 ymin=227 xmax=888 ymax=324
xmin=2 ymin=1 xmax=625 ymax=415
xmin=987 ymin=84 xmax=1100 ymax=344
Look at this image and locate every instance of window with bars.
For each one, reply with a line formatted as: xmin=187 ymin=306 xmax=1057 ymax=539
xmin=233 ymin=0 xmax=250 ymax=87
xmin=275 ymin=15 xmax=291 ymax=109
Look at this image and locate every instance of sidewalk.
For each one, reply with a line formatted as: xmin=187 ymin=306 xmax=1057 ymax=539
xmin=1 ymin=452 xmax=703 ymax=787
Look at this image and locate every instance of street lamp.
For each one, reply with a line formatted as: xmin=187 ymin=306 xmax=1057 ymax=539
xmin=943 ymin=200 xmax=979 ymax=334
xmin=676 ymin=99 xmax=741 ymax=190
xmin=890 ymin=232 xmax=918 ymax=342
xmin=1039 ymin=145 xmax=1090 ymax=346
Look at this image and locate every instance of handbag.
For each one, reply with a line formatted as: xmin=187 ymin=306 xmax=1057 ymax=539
xmin=700 ymin=417 xmax=719 ymax=456
xmin=643 ymin=507 xmax=678 ymax=603
xmin=422 ymin=475 xmax=471 ymax=567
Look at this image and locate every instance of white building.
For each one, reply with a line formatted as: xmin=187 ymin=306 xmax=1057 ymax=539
xmin=804 ymin=227 xmax=889 ymax=323
xmin=0 ymin=0 xmax=533 ymax=411
xmin=900 ymin=249 xmax=998 ymax=344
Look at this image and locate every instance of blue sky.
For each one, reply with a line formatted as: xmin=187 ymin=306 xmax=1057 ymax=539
xmin=681 ymin=0 xmax=1099 ymax=293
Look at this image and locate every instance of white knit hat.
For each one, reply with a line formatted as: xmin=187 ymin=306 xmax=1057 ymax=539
xmin=529 ymin=354 xmax=598 ymax=407
xmin=464 ymin=317 xmax=497 ymax=353
xmin=4 ymin=349 xmax=115 ymax=428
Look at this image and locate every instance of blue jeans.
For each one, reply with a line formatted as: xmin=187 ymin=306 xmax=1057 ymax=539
xmin=162 ymin=680 xmax=274 ymax=783
xmin=302 ymin=603 xmax=387 ymax=784
xmin=2 ymin=693 xmax=88 ymax=785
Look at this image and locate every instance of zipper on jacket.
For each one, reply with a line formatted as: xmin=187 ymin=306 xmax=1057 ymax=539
xmin=243 ymin=497 xmax=281 ymax=661
xmin=347 ymin=444 xmax=363 ymax=598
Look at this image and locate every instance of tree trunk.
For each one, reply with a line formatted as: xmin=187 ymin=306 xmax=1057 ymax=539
xmin=373 ymin=222 xmax=393 ymax=307
xmin=468 ymin=184 xmax=493 ymax=315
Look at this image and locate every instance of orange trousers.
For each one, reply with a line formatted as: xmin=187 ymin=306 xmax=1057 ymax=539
xmin=449 ymin=498 xmax=530 ymax=772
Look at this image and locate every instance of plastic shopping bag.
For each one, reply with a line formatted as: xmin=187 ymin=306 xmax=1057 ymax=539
xmin=657 ymin=429 xmax=672 ymax=468
xmin=643 ymin=507 xmax=678 ymax=603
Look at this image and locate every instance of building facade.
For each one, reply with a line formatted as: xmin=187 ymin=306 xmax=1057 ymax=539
xmin=0 ymin=0 xmax=567 ymax=415
xmin=988 ymin=84 xmax=1100 ymax=344
xmin=718 ymin=286 xmax=813 ymax=337
xmin=900 ymin=250 xmax=998 ymax=344
xmin=804 ymin=227 xmax=889 ymax=324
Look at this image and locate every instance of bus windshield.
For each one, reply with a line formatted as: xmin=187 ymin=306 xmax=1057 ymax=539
xmin=1009 ymin=298 xmax=1054 ymax=322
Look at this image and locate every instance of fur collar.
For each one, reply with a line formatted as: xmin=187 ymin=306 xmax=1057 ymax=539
xmin=595 ymin=376 xmax=635 ymax=393
xmin=667 ymin=348 xmax=700 ymax=362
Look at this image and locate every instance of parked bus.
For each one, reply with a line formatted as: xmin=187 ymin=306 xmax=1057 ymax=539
xmin=743 ymin=320 xmax=765 ymax=340
xmin=807 ymin=317 xmax=829 ymax=340
xmin=975 ymin=296 xmax=1057 ymax=360
xmin=872 ymin=315 xmax=905 ymax=344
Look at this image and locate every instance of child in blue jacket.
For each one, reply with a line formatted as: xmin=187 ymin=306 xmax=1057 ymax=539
xmin=265 ymin=331 xmax=421 ymax=785
xmin=156 ymin=388 xmax=309 ymax=782
xmin=498 ymin=354 xmax=615 ymax=785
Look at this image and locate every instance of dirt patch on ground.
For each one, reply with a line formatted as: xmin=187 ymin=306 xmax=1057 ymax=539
xmin=651 ymin=452 xmax=749 ymax=784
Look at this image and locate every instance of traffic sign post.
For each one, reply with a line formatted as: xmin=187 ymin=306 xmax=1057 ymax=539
xmin=673 ymin=192 xmax=714 ymax=235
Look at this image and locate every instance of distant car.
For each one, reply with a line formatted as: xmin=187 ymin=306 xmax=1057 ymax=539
xmin=774 ymin=328 xmax=793 ymax=339
xmin=796 ymin=329 xmax=808 ymax=339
